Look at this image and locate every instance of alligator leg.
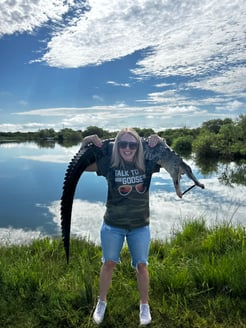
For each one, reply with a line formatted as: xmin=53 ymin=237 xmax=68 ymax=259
xmin=143 ymin=140 xmax=205 ymax=198
xmin=162 ymin=159 xmax=205 ymax=198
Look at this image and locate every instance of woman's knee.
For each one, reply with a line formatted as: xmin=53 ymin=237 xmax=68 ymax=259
xmin=103 ymin=260 xmax=117 ymax=271
xmin=137 ymin=263 xmax=148 ymax=274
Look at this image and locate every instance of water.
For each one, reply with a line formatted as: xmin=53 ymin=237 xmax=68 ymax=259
xmin=0 ymin=142 xmax=245 ymax=245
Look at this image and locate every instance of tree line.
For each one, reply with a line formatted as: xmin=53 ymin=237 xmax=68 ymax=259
xmin=0 ymin=115 xmax=245 ymax=161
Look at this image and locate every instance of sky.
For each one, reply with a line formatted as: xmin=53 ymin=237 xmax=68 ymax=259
xmin=0 ymin=0 xmax=245 ymax=133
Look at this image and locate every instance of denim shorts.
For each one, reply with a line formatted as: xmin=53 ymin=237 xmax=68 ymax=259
xmin=100 ymin=222 xmax=150 ymax=269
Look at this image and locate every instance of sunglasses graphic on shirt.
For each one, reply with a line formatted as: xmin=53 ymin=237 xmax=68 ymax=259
xmin=118 ymin=183 xmax=146 ymax=196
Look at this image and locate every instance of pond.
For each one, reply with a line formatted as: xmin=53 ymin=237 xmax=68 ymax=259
xmin=0 ymin=142 xmax=245 ymax=245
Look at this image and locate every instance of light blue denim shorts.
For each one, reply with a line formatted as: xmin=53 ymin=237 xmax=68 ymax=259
xmin=100 ymin=222 xmax=150 ymax=269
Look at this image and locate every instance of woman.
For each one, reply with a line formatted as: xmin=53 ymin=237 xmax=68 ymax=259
xmin=82 ymin=128 xmax=164 ymax=326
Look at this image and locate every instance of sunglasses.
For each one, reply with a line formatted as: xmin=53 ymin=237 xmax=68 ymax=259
xmin=118 ymin=183 xmax=146 ymax=196
xmin=118 ymin=141 xmax=138 ymax=150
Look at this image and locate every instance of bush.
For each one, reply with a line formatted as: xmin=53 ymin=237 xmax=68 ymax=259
xmin=172 ymin=136 xmax=192 ymax=156
xmin=192 ymin=133 xmax=220 ymax=160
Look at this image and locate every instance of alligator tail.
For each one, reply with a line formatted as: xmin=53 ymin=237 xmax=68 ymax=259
xmin=60 ymin=142 xmax=109 ymax=263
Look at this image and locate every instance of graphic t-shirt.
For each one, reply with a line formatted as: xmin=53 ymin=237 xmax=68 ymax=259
xmin=96 ymin=150 xmax=160 ymax=229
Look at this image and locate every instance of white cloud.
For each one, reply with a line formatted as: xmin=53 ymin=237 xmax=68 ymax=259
xmin=0 ymin=0 xmax=245 ymax=123
xmin=187 ymin=66 xmax=246 ymax=96
xmin=34 ymin=0 xmax=245 ymax=105
xmin=0 ymin=227 xmax=43 ymax=246
xmin=50 ymin=199 xmax=105 ymax=244
xmin=0 ymin=121 xmax=55 ymax=132
xmin=155 ymin=83 xmax=176 ymax=88
xmin=18 ymin=154 xmax=71 ymax=163
xmin=0 ymin=0 xmax=76 ymax=36
xmin=17 ymin=144 xmax=78 ymax=163
xmin=0 ymin=142 xmax=40 ymax=149
xmin=1 ymin=101 xmax=240 ymax=133
xmin=107 ymin=81 xmax=130 ymax=87
xmin=33 ymin=0 xmax=245 ymax=79
xmin=15 ymin=107 xmax=80 ymax=116
xmin=92 ymin=94 xmax=104 ymax=102
xmin=18 ymin=99 xmax=28 ymax=106
xmin=13 ymin=104 xmax=202 ymax=131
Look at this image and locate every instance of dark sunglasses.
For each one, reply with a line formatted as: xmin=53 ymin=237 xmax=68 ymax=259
xmin=118 ymin=141 xmax=139 ymax=150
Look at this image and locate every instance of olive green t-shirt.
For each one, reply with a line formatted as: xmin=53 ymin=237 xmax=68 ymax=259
xmin=96 ymin=151 xmax=160 ymax=229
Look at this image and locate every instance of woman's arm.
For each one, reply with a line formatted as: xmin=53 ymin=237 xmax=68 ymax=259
xmin=85 ymin=162 xmax=98 ymax=171
xmin=81 ymin=134 xmax=103 ymax=148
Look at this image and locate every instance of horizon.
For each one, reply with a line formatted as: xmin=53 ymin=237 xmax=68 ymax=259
xmin=0 ymin=114 xmax=243 ymax=134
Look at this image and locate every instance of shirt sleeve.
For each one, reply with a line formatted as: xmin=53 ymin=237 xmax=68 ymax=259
xmin=152 ymin=162 xmax=161 ymax=173
xmin=96 ymin=154 xmax=111 ymax=177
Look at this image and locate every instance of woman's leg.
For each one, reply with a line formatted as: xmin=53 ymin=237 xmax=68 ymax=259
xmin=136 ymin=263 xmax=150 ymax=304
xmin=93 ymin=224 xmax=126 ymax=324
xmin=126 ymin=225 xmax=151 ymax=304
xmin=98 ymin=260 xmax=116 ymax=302
xmin=99 ymin=223 xmax=126 ymax=301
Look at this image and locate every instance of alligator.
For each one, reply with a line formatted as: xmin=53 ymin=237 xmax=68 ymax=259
xmin=60 ymin=138 xmax=204 ymax=262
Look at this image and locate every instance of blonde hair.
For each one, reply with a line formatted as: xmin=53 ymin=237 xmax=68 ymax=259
xmin=111 ymin=128 xmax=145 ymax=172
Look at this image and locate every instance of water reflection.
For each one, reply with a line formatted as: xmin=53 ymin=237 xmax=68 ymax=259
xmin=218 ymin=162 xmax=246 ymax=187
xmin=195 ymin=156 xmax=246 ymax=187
xmin=0 ymin=142 xmax=245 ymax=245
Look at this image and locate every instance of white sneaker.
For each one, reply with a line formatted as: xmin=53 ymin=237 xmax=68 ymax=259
xmin=93 ymin=299 xmax=107 ymax=324
xmin=139 ymin=303 xmax=152 ymax=326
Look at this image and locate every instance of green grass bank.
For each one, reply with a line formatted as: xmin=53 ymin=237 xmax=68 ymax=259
xmin=0 ymin=219 xmax=246 ymax=328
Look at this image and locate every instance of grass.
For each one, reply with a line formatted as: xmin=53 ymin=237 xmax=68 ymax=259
xmin=0 ymin=219 xmax=246 ymax=327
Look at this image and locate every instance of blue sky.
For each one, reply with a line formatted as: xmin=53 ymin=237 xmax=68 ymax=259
xmin=0 ymin=0 xmax=245 ymax=132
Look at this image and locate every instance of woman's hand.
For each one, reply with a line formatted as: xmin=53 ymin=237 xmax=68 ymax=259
xmin=81 ymin=134 xmax=103 ymax=148
xmin=148 ymin=134 xmax=165 ymax=148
